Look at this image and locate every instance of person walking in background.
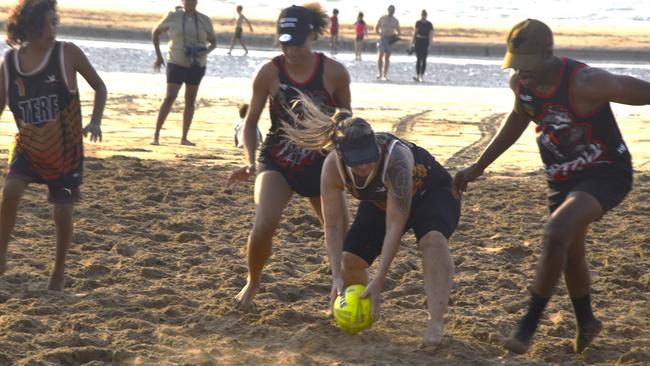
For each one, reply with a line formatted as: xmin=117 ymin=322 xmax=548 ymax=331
xmin=227 ymin=5 xmax=253 ymax=56
xmin=453 ymin=19 xmax=650 ymax=354
xmin=411 ymin=10 xmax=433 ymax=83
xmin=375 ymin=5 xmax=400 ymax=81
xmin=354 ymin=12 xmax=367 ymax=61
xmin=0 ymin=0 xmax=106 ymax=290
xmin=226 ymin=4 xmax=351 ymax=312
xmin=330 ymin=8 xmax=339 ymax=55
xmin=233 ymin=103 xmax=262 ymax=149
xmin=152 ymin=0 xmax=217 ymax=146
xmin=281 ymin=97 xmax=460 ymax=348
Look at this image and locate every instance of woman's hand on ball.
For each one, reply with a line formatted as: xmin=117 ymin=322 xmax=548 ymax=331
xmin=329 ymin=276 xmax=344 ymax=314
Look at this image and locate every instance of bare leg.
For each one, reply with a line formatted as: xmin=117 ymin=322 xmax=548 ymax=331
xmin=341 ymin=252 xmax=369 ymax=287
xmin=377 ymin=52 xmax=384 ymax=78
xmin=228 ymin=37 xmax=235 ymax=54
xmin=49 ymin=203 xmax=73 ymax=291
xmin=239 ymin=39 xmax=248 ymax=54
xmin=564 ymin=218 xmax=602 ymax=353
xmin=504 ymin=192 xmax=602 ymax=354
xmin=153 ymin=83 xmax=181 ymax=145
xmin=235 ymin=171 xmax=293 ymax=311
xmin=419 ymin=231 xmax=454 ymax=348
xmin=0 ymin=178 xmax=27 ymax=274
xmin=307 ymin=196 xmax=324 ymax=225
xmin=180 ymin=83 xmax=199 ymax=145
xmin=383 ymin=53 xmax=391 ymax=79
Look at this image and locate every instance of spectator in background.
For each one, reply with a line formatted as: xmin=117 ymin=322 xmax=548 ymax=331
xmin=330 ymin=8 xmax=339 ymax=55
xmin=228 ymin=5 xmax=253 ymax=56
xmin=354 ymin=12 xmax=367 ymax=61
xmin=375 ymin=5 xmax=400 ymax=81
xmin=411 ymin=9 xmax=433 ymax=83
xmin=152 ymin=0 xmax=217 ymax=146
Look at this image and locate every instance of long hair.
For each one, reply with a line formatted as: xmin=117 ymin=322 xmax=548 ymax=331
xmin=5 ymin=0 xmax=58 ymax=47
xmin=302 ymin=2 xmax=329 ymax=38
xmin=282 ymin=93 xmax=373 ymax=151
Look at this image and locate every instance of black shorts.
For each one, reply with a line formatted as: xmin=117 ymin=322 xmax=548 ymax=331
xmin=8 ymin=150 xmax=82 ymax=204
xmin=343 ymin=185 xmax=461 ymax=265
xmin=234 ymin=26 xmax=243 ymax=39
xmin=258 ymin=141 xmax=326 ymax=198
xmin=166 ymin=63 xmax=206 ymax=86
xmin=547 ymin=172 xmax=632 ymax=214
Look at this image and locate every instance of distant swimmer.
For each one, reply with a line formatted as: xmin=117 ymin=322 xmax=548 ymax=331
xmin=0 ymin=0 xmax=107 ymax=290
xmin=282 ymin=96 xmax=461 ymax=348
xmin=453 ymin=19 xmax=650 ymax=354
xmin=226 ymin=4 xmax=351 ymax=312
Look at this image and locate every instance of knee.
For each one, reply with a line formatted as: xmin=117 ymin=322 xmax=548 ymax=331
xmin=543 ymin=219 xmax=572 ymax=253
xmin=1 ymin=182 xmax=23 ymax=206
xmin=52 ymin=204 xmax=73 ymax=224
xmin=418 ymin=231 xmax=449 ymax=255
xmin=185 ymin=94 xmax=198 ymax=105
xmin=249 ymin=220 xmax=278 ymax=244
xmin=163 ymin=94 xmax=178 ymax=104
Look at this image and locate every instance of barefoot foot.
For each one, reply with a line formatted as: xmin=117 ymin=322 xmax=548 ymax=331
xmin=180 ymin=139 xmax=196 ymax=146
xmin=419 ymin=321 xmax=444 ymax=350
xmin=503 ymin=330 xmax=533 ymax=354
xmin=48 ymin=271 xmax=65 ymax=291
xmin=234 ymin=280 xmax=260 ymax=313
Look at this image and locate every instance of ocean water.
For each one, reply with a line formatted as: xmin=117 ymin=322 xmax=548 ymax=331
xmin=2 ymin=37 xmax=649 ymax=89
xmin=47 ymin=0 xmax=650 ymax=29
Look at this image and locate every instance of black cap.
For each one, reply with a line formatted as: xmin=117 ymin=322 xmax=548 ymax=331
xmin=335 ymin=121 xmax=380 ymax=167
xmin=277 ymin=5 xmax=314 ymax=46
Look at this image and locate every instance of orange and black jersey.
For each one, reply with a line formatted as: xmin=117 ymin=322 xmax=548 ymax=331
xmin=4 ymin=41 xmax=83 ymax=185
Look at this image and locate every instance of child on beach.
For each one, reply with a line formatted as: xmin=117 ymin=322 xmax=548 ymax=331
xmin=226 ymin=4 xmax=351 ymax=312
xmin=227 ymin=5 xmax=253 ymax=56
xmin=0 ymin=0 xmax=107 ymax=290
xmin=354 ymin=12 xmax=367 ymax=61
xmin=330 ymin=8 xmax=339 ymax=55
xmin=234 ymin=103 xmax=262 ymax=148
xmin=454 ymin=19 xmax=650 ymax=354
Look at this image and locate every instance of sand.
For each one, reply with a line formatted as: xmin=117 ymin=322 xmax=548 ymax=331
xmin=0 ymin=6 xmax=649 ymax=366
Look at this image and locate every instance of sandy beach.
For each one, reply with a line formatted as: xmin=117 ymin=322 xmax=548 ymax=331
xmin=0 ymin=5 xmax=649 ymax=366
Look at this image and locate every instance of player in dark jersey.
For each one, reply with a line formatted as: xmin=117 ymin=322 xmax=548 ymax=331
xmin=282 ymin=95 xmax=460 ymax=348
xmin=453 ymin=19 xmax=650 ymax=354
xmin=0 ymin=0 xmax=106 ymax=290
xmin=226 ymin=4 xmax=351 ymax=311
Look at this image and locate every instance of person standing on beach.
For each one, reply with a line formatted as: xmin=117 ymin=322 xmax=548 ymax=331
xmin=281 ymin=97 xmax=460 ymax=347
xmin=375 ymin=5 xmax=400 ymax=81
xmin=354 ymin=12 xmax=367 ymax=61
xmin=227 ymin=5 xmax=253 ymax=56
xmin=411 ymin=10 xmax=433 ymax=83
xmin=0 ymin=0 xmax=106 ymax=290
xmin=151 ymin=0 xmax=217 ymax=146
xmin=330 ymin=8 xmax=339 ymax=55
xmin=226 ymin=4 xmax=351 ymax=311
xmin=453 ymin=19 xmax=650 ymax=354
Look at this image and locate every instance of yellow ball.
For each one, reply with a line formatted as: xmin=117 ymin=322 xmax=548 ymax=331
xmin=333 ymin=284 xmax=373 ymax=333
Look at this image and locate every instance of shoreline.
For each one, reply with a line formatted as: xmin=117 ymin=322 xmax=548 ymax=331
xmin=1 ymin=6 xmax=650 ymax=62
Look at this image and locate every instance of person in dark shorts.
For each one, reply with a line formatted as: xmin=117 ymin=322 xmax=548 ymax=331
xmin=0 ymin=0 xmax=106 ymax=290
xmin=453 ymin=19 xmax=650 ymax=354
xmin=410 ymin=9 xmax=433 ymax=83
xmin=226 ymin=4 xmax=351 ymax=312
xmin=282 ymin=96 xmax=460 ymax=348
xmin=152 ymin=0 xmax=217 ymax=146
xmin=227 ymin=5 xmax=253 ymax=56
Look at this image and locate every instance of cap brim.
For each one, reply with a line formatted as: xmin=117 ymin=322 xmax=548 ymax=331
xmin=340 ymin=143 xmax=380 ymax=167
xmin=278 ymin=32 xmax=309 ymax=46
xmin=502 ymin=51 xmax=543 ymax=70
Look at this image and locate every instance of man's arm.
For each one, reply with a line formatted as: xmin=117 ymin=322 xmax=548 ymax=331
xmin=375 ymin=17 xmax=382 ymax=35
xmin=244 ymin=15 xmax=253 ymax=31
xmin=575 ymin=67 xmax=650 ymax=106
xmin=452 ymin=74 xmax=530 ymax=196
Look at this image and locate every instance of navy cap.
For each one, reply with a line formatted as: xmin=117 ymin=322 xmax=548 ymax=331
xmin=277 ymin=5 xmax=314 ymax=46
xmin=335 ymin=120 xmax=380 ymax=167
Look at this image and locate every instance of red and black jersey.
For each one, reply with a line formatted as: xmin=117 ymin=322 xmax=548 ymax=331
xmin=261 ymin=52 xmax=337 ymax=169
xmin=4 ymin=41 xmax=83 ymax=185
xmin=516 ymin=57 xmax=632 ymax=182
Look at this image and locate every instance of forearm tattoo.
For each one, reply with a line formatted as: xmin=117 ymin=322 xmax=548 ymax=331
xmin=386 ymin=145 xmax=413 ymax=214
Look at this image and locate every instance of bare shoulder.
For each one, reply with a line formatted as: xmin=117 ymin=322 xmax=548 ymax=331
xmin=574 ymin=66 xmax=612 ymax=87
xmin=322 ymin=150 xmax=344 ymax=188
xmin=388 ymin=142 xmax=414 ymax=165
xmin=324 ymin=57 xmax=348 ymax=76
xmin=62 ymin=42 xmax=85 ymax=60
xmin=508 ymin=71 xmax=519 ymax=92
xmin=253 ymin=60 xmax=279 ymax=85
